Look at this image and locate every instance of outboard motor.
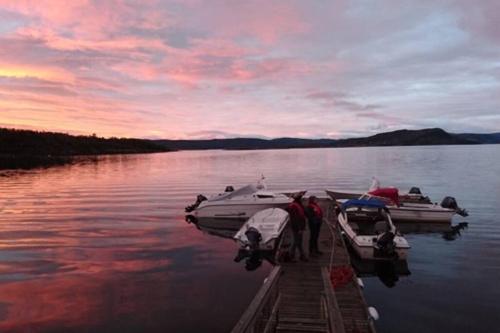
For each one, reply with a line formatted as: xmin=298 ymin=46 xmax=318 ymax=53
xmin=185 ymin=194 xmax=207 ymax=213
xmin=375 ymin=232 xmax=396 ymax=256
xmin=441 ymin=196 xmax=468 ymax=217
xmin=185 ymin=215 xmax=198 ymax=224
xmin=245 ymin=227 xmax=262 ymax=251
xmin=234 ymin=249 xmax=248 ymax=263
xmin=408 ymin=187 xmax=422 ymax=195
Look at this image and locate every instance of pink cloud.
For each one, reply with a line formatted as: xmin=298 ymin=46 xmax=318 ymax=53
xmin=180 ymin=0 xmax=309 ymax=43
xmin=0 ymin=0 xmax=499 ymax=138
xmin=454 ymin=0 xmax=500 ymax=43
xmin=0 ymin=0 xmax=173 ymax=39
xmin=162 ymin=55 xmax=312 ymax=85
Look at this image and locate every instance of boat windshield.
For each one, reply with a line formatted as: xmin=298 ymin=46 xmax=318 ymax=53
xmin=209 ymin=184 xmax=258 ymax=201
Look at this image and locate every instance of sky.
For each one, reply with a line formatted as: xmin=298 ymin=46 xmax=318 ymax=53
xmin=0 ymin=0 xmax=499 ymax=139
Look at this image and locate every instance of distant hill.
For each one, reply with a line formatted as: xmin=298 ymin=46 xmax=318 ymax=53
xmin=0 ymin=128 xmax=170 ymax=156
xmin=336 ymin=128 xmax=473 ymax=147
xmin=0 ymin=128 xmax=169 ymax=169
xmin=156 ymin=128 xmax=491 ymax=150
xmin=155 ymin=137 xmax=338 ymax=150
xmin=454 ymin=132 xmax=500 ymax=144
xmin=2 ymin=127 xmax=498 ymax=170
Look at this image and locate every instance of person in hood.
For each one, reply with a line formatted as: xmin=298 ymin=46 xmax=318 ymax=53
xmin=287 ymin=194 xmax=307 ymax=262
xmin=305 ymin=196 xmax=323 ymax=256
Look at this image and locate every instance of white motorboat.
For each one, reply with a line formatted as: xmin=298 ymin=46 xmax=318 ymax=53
xmin=356 ymin=192 xmax=468 ymax=223
xmin=234 ymin=208 xmax=289 ymax=252
xmin=327 ymin=188 xmax=431 ymax=203
xmin=327 ymin=177 xmax=432 ymax=204
xmin=233 ymin=208 xmax=289 ymax=270
xmin=338 ymin=199 xmax=410 ymax=260
xmin=185 ymin=183 xmax=293 ymax=219
xmin=327 ymin=185 xmax=431 ymax=205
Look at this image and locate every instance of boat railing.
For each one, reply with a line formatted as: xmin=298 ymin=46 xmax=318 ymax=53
xmin=324 ymin=199 xmax=337 ymax=273
xmin=230 ymin=266 xmax=282 ymax=333
xmin=321 ymin=267 xmax=346 ymax=333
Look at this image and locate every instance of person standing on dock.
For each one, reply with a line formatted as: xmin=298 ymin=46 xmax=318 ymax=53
xmin=305 ymin=196 xmax=323 ymax=256
xmin=287 ymin=194 xmax=308 ymax=262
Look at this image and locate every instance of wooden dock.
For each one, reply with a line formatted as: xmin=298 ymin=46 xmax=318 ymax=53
xmin=231 ymin=199 xmax=376 ymax=333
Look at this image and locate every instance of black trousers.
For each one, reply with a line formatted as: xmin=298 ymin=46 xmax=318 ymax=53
xmin=308 ymin=222 xmax=322 ymax=253
xmin=291 ymin=229 xmax=305 ymax=258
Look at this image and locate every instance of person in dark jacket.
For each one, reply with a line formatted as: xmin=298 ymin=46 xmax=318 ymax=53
xmin=305 ymin=196 xmax=324 ymax=256
xmin=287 ymin=194 xmax=307 ymax=262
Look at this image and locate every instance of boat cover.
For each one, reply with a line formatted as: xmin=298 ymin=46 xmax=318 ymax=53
xmin=341 ymin=199 xmax=386 ymax=210
xmin=369 ymin=188 xmax=399 ymax=206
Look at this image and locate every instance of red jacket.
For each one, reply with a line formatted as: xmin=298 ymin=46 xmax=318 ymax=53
xmin=306 ymin=202 xmax=323 ymax=224
xmin=287 ymin=201 xmax=306 ymax=231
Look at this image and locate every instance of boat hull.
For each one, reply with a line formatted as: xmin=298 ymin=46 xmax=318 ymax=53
xmin=338 ymin=198 xmax=457 ymax=223
xmin=194 ymin=202 xmax=290 ymax=219
xmin=388 ymin=206 xmax=455 ymax=223
xmin=347 ymin=237 xmax=409 ymax=260
xmin=341 ymin=230 xmax=409 ymax=260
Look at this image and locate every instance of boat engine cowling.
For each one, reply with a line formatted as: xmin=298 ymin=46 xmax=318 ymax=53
xmin=441 ymin=196 xmax=468 ymax=217
xmin=408 ymin=187 xmax=422 ymax=195
xmin=376 ymin=232 xmax=396 ymax=256
xmin=245 ymin=227 xmax=262 ymax=251
xmin=185 ymin=194 xmax=207 ymax=213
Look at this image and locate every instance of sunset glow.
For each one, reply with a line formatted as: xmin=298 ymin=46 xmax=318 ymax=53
xmin=0 ymin=1 xmax=499 ymax=139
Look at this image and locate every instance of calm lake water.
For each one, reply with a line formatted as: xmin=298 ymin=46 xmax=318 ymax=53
xmin=1 ymin=146 xmax=499 ymax=333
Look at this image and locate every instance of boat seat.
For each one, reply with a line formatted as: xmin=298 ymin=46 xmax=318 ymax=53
xmin=374 ymin=221 xmax=388 ymax=234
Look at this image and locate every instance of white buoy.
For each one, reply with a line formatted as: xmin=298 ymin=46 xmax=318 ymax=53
xmin=357 ymin=277 xmax=364 ymax=289
xmin=368 ymin=307 xmax=380 ymax=321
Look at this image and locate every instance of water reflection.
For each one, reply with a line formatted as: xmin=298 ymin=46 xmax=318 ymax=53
xmin=0 ymin=153 xmax=272 ymax=332
xmin=1 ymin=146 xmax=499 ymax=333
xmin=350 ymin=255 xmax=411 ymax=288
xmin=346 ymin=221 xmax=472 ymax=288
xmin=394 ymin=221 xmax=470 ymax=241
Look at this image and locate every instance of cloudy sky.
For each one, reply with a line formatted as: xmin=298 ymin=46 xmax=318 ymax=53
xmin=0 ymin=0 xmax=498 ymax=139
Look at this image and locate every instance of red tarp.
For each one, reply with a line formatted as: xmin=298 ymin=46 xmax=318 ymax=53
xmin=369 ymin=187 xmax=400 ymax=206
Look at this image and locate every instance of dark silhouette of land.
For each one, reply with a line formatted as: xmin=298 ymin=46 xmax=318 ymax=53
xmin=2 ymin=127 xmax=499 ymax=170
xmin=0 ymin=128 xmax=169 ymax=169
xmin=156 ymin=128 xmax=500 ymax=150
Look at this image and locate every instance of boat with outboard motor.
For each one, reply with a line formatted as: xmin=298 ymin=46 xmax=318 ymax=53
xmin=327 ymin=187 xmax=431 ymax=204
xmin=185 ymin=181 xmax=297 ymax=220
xmin=337 ymin=199 xmax=410 ymax=260
xmin=329 ymin=177 xmax=468 ymax=223
xmin=327 ymin=178 xmax=432 ymax=204
xmin=233 ymin=208 xmax=289 ymax=270
xmin=234 ymin=208 xmax=289 ymax=252
xmin=354 ymin=190 xmax=468 ymax=223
